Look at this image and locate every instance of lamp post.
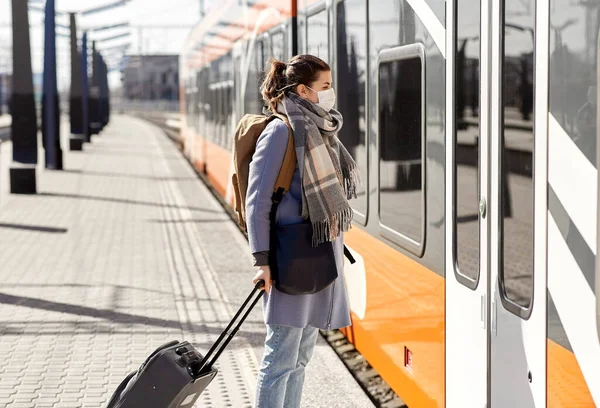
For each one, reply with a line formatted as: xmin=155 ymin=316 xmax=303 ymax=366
xmin=81 ymin=32 xmax=90 ymax=143
xmin=42 ymin=0 xmax=62 ymax=169
xmin=10 ymin=0 xmax=38 ymax=194
xmin=89 ymin=41 xmax=101 ymax=136
xmin=69 ymin=13 xmax=84 ymax=150
xmin=98 ymin=53 xmax=108 ymax=130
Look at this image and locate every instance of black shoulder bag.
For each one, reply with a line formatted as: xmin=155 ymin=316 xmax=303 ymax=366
xmin=268 ymin=187 xmax=356 ymax=295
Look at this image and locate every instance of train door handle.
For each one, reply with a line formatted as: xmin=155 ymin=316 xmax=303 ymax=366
xmin=480 ymin=294 xmax=486 ymax=329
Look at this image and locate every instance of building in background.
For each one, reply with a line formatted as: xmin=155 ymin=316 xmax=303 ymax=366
xmin=120 ymin=55 xmax=179 ymax=101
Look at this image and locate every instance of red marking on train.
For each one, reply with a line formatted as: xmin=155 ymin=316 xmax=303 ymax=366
xmin=404 ymin=346 xmax=413 ymax=373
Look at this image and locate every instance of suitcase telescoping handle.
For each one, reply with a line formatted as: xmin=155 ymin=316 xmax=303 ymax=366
xmin=197 ymin=280 xmax=265 ymax=374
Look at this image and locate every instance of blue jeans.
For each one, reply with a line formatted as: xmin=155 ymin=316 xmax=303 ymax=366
xmin=255 ymin=324 xmax=319 ymax=408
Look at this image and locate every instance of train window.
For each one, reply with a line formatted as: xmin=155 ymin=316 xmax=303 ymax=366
xmin=335 ymin=0 xmax=368 ymax=221
xmin=208 ymin=84 xmax=216 ymax=142
xmin=307 ymin=7 xmax=329 ymax=62
xmin=224 ymin=84 xmax=231 ymax=148
xmin=228 ymin=82 xmax=234 ymax=149
xmin=377 ymin=44 xmax=426 ymax=256
xmin=185 ymin=79 xmax=191 ymax=127
xmin=200 ymin=68 xmax=209 ymax=136
xmin=217 ymin=84 xmax=223 ymax=147
xmin=194 ymin=70 xmax=203 ymax=134
xmin=234 ymin=54 xmax=241 ymax=114
xmin=244 ymin=39 xmax=263 ymax=114
xmin=257 ymin=37 xmax=266 ymax=71
xmin=454 ymin=0 xmax=481 ymax=286
xmin=499 ymin=0 xmax=535 ymax=315
xmin=298 ymin=15 xmax=306 ymax=54
xmin=271 ymin=30 xmax=286 ymax=61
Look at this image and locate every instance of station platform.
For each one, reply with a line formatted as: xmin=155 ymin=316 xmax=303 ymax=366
xmin=0 ymin=115 xmax=375 ymax=408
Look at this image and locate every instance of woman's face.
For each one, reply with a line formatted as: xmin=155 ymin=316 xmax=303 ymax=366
xmin=297 ymin=70 xmax=332 ymax=104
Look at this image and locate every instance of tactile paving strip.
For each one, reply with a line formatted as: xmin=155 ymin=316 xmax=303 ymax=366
xmin=151 ymin=124 xmax=258 ymax=408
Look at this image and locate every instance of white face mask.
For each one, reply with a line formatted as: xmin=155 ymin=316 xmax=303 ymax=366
xmin=307 ymin=86 xmax=336 ymax=111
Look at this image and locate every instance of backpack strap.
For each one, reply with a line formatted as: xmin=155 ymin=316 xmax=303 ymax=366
xmin=271 ymin=113 xmax=296 ymax=197
xmin=343 ymin=245 xmax=356 ymax=264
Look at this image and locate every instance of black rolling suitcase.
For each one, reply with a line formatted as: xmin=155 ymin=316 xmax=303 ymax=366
xmin=106 ymin=281 xmax=265 ymax=408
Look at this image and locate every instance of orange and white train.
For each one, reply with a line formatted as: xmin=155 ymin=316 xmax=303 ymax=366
xmin=178 ymin=0 xmax=600 ymax=406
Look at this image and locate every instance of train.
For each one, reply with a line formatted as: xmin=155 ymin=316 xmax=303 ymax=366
xmin=177 ymin=0 xmax=600 ymax=406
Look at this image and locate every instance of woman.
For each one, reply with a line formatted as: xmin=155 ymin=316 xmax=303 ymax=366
xmin=245 ymin=54 xmax=359 ymax=408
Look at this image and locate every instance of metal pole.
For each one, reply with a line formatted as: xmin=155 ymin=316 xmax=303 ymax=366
xmin=291 ymin=0 xmax=298 ymax=56
xmin=42 ymin=0 xmax=61 ymax=169
xmin=98 ymin=54 xmax=106 ymax=130
xmin=103 ymin=58 xmax=109 ymax=126
xmin=105 ymin=59 xmax=110 ymax=125
xmin=69 ymin=13 xmax=84 ymax=150
xmin=138 ymin=27 xmax=142 ymax=101
xmin=10 ymin=0 xmax=38 ymax=194
xmin=81 ymin=32 xmax=90 ymax=143
xmin=89 ymin=41 xmax=100 ymax=135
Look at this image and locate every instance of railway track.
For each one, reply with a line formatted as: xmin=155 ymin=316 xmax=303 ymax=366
xmin=136 ymin=112 xmax=408 ymax=408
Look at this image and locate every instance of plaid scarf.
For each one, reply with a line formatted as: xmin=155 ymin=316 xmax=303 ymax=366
xmin=279 ymin=93 xmax=360 ymax=246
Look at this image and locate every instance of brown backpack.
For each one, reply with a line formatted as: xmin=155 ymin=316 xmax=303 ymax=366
xmin=231 ymin=113 xmax=296 ymax=232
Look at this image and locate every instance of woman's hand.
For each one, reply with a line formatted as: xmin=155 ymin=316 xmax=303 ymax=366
xmin=253 ymin=265 xmax=272 ymax=293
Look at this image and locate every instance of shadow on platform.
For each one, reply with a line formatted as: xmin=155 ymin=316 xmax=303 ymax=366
xmin=38 ymin=191 xmax=222 ymax=213
xmin=147 ymin=218 xmax=231 ymax=224
xmin=0 ymin=222 xmax=68 ymax=233
xmin=60 ymin=168 xmax=198 ymax=182
xmin=0 ymin=291 xmax=261 ymax=347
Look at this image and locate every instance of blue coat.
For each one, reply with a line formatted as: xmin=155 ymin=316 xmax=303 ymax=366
xmin=245 ymin=118 xmax=351 ymax=330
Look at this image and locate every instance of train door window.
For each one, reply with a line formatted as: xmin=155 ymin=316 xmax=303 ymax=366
xmin=335 ymin=0 xmax=368 ymax=221
xmin=454 ymin=0 xmax=481 ymax=286
xmin=499 ymin=0 xmax=535 ymax=315
xmin=307 ymin=7 xmax=329 ymax=62
xmin=271 ymin=30 xmax=286 ymax=61
xmin=377 ymin=44 xmax=425 ymax=256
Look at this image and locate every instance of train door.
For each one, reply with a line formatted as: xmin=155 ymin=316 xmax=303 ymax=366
xmin=445 ymin=0 xmax=489 ymax=405
xmin=488 ymin=0 xmax=547 ymax=405
xmin=447 ymin=0 xmax=548 ymax=406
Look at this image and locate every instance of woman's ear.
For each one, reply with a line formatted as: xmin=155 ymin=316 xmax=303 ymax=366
xmin=296 ymin=84 xmax=309 ymax=99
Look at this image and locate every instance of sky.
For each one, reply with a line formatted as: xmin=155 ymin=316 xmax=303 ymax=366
xmin=0 ymin=0 xmax=216 ymax=90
